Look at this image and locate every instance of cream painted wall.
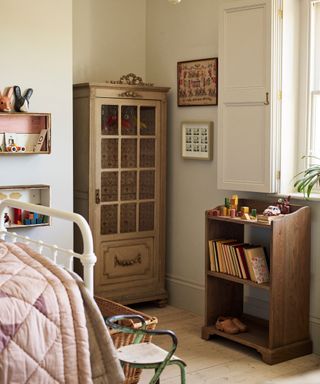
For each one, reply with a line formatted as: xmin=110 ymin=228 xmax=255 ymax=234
xmin=0 ymin=1 xmax=73 ymax=248
xmin=145 ymin=0 xmax=320 ymax=354
xmin=73 ymin=0 xmax=146 ymax=83
xmin=71 ymin=0 xmax=320 ymax=353
xmin=146 ymin=0 xmax=226 ymax=314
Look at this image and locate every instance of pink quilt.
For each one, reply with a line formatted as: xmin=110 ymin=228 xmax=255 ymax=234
xmin=0 ymin=241 xmax=124 ymax=384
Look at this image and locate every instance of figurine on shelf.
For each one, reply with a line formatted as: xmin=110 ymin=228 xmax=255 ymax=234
xmin=13 ymin=85 xmax=33 ymax=112
xmin=0 ymin=87 xmax=14 ymax=112
xmin=4 ymin=213 xmax=11 ymax=227
xmin=277 ymin=196 xmax=291 ymax=214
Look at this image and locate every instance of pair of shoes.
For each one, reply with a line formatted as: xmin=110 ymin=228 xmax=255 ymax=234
xmin=215 ymin=316 xmax=247 ymax=334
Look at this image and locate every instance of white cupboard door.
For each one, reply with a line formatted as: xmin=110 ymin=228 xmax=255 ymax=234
xmin=218 ymin=0 xmax=281 ymax=192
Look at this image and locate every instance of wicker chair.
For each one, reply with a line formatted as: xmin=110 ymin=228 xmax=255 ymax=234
xmin=95 ymin=296 xmax=157 ymax=384
xmin=105 ymin=314 xmax=186 ymax=384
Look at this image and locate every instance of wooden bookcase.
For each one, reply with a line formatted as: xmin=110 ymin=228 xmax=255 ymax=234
xmin=202 ymin=198 xmax=312 ymax=364
xmin=0 ymin=185 xmax=50 ymax=228
xmin=0 ymin=112 xmax=51 ymax=154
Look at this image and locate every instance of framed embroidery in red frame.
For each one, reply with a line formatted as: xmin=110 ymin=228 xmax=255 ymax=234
xmin=177 ymin=58 xmax=218 ymax=106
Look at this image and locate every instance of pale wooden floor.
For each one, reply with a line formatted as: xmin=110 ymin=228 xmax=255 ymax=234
xmin=130 ymin=304 xmax=320 ymax=384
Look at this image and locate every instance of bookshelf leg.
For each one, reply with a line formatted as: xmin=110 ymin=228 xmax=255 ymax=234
xmin=201 ymin=326 xmax=212 ymax=340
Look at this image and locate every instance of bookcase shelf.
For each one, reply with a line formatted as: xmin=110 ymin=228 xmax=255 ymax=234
xmin=207 ymin=271 xmax=270 ymax=290
xmin=0 ymin=112 xmax=51 ymax=154
xmin=202 ymin=198 xmax=312 ymax=365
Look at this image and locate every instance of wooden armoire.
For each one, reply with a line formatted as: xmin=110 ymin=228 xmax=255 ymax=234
xmin=73 ymin=75 xmax=169 ymax=305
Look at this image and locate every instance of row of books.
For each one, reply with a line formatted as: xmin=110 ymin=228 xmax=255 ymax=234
xmin=208 ymin=239 xmax=270 ymax=284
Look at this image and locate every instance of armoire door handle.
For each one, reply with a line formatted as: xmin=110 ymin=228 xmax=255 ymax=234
xmin=264 ymin=92 xmax=270 ymax=105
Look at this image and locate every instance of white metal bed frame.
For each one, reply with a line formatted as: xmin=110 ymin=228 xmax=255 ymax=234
xmin=0 ymin=199 xmax=97 ymax=295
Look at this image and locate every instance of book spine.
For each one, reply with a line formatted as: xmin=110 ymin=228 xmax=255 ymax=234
xmin=236 ymin=246 xmax=250 ymax=280
xmin=208 ymin=240 xmax=215 ymax=271
xmin=244 ymin=248 xmax=257 ymax=282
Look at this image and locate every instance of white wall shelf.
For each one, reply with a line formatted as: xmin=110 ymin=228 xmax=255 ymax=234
xmin=0 ymin=184 xmax=50 ymax=228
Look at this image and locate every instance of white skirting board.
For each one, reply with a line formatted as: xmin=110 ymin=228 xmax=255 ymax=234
xmin=166 ymin=274 xmax=204 ymax=316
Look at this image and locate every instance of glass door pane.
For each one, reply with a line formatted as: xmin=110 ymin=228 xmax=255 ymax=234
xmin=101 ymin=105 xmax=118 ymax=135
xmin=101 ymin=204 xmax=118 ymax=235
xmin=121 ymin=105 xmax=137 ymax=135
xmin=139 ymin=170 xmax=155 ymax=199
xmin=101 ymin=138 xmax=118 ymax=168
xmin=121 ymin=171 xmax=137 ymax=200
xmin=121 ymin=203 xmax=136 ymax=233
xmin=101 ymin=171 xmax=118 ymax=202
xmin=140 ymin=138 xmax=155 ymax=167
xmin=140 ymin=106 xmax=155 ymax=135
xmin=121 ymin=139 xmax=137 ymax=168
xmin=139 ymin=202 xmax=154 ymax=231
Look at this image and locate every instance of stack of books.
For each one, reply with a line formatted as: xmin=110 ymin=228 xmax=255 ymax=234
xmin=208 ymin=239 xmax=270 ymax=284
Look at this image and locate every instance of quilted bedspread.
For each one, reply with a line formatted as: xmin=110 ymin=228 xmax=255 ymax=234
xmin=0 ymin=241 xmax=124 ymax=384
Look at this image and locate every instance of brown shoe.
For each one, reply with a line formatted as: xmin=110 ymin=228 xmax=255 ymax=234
xmin=216 ymin=316 xmax=240 ymax=334
xmin=232 ymin=318 xmax=247 ymax=332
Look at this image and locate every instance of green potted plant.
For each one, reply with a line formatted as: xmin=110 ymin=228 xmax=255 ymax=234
xmin=294 ymin=156 xmax=320 ymax=197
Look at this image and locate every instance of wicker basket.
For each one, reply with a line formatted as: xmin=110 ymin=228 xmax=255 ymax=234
xmin=95 ymin=296 xmax=158 ymax=384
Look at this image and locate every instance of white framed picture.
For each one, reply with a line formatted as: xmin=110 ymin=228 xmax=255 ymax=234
xmin=181 ymin=121 xmax=213 ymax=160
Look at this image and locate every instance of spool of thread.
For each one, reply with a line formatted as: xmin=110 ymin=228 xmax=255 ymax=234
xmin=14 ymin=208 xmax=22 ymax=225
xmin=220 ymin=206 xmax=227 ymax=216
xmin=231 ymin=194 xmax=238 ymax=209
xmin=251 ymin=208 xmax=257 ymax=217
xmin=241 ymin=206 xmax=249 ymax=214
xmin=230 ymin=208 xmax=236 ymax=218
xmin=224 ymin=197 xmax=230 ymax=208
xmin=208 ymin=209 xmax=220 ymax=217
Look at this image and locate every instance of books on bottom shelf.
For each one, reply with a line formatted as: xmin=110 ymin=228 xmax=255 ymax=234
xmin=208 ymin=239 xmax=269 ymax=284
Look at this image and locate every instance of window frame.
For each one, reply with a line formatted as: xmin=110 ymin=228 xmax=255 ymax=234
xmin=298 ymin=0 xmax=320 ymax=176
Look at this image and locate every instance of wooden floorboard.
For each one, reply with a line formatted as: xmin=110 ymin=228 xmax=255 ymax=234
xmin=129 ymin=304 xmax=320 ymax=384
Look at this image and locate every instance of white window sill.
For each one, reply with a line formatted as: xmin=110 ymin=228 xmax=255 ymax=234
xmin=277 ymin=192 xmax=320 ymax=202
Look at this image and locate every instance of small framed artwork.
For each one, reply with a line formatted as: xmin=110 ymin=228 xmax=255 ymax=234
xmin=177 ymin=58 xmax=218 ymax=106
xmin=181 ymin=121 xmax=213 ymax=160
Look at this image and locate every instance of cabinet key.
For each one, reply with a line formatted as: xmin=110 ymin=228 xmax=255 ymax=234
xmin=95 ymin=189 xmax=101 ymax=204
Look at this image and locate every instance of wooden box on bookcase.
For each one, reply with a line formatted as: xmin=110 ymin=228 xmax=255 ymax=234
xmin=202 ymin=198 xmax=312 ymax=364
xmin=73 ymin=80 xmax=169 ymax=305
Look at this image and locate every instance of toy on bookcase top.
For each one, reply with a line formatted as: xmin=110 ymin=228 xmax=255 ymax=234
xmin=277 ymin=196 xmax=291 ymax=214
xmin=0 ymin=87 xmax=14 ymax=112
xmin=263 ymin=205 xmax=281 ymax=216
xmin=208 ymin=195 xmax=261 ymax=221
xmin=13 ymin=86 xmax=33 ymax=112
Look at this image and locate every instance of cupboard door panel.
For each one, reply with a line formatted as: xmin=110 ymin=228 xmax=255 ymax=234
xmin=101 ymin=238 xmax=154 ymax=281
xmin=221 ymin=105 xmax=267 ymax=186
xmin=218 ymin=0 xmax=281 ymax=192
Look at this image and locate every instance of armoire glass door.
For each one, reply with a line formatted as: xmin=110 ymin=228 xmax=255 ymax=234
xmin=99 ymin=101 xmax=158 ymax=236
